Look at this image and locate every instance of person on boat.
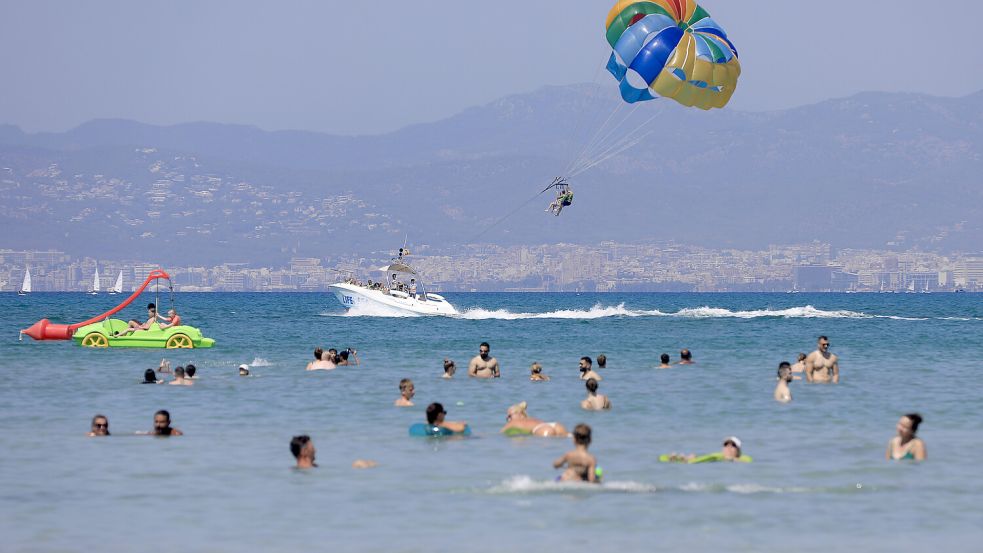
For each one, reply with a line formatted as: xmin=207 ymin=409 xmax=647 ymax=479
xmin=581 ymin=378 xmax=611 ymax=410
xmin=151 ymin=410 xmax=183 ymax=436
xmin=657 ymin=353 xmax=672 ymax=369
xmin=117 ymin=303 xmax=158 ymax=336
xmin=409 ymin=279 xmax=418 ymax=297
xmin=553 ymin=423 xmax=598 ymax=483
xmin=442 ymin=358 xmax=456 ymax=379
xmin=529 ymin=362 xmax=550 ymax=381
xmin=157 ymin=308 xmax=182 ymax=329
xmin=886 ymin=413 xmax=926 ymax=461
xmin=395 ymin=378 xmax=415 ymax=407
xmin=88 ymin=414 xmax=110 ymax=437
xmin=805 ymin=336 xmax=839 ymax=383
xmin=425 ymin=402 xmax=468 ymax=434
xmin=578 ymin=357 xmax=602 ymax=381
xmin=774 ymin=362 xmax=793 ymax=403
xmin=142 ymin=368 xmax=162 ymax=384
xmin=290 ymin=435 xmax=317 ymax=469
xmin=468 ymin=342 xmax=500 ymax=378
xmin=501 ymin=402 xmax=568 ymax=437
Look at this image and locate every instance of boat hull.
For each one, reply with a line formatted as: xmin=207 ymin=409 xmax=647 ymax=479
xmin=329 ymin=283 xmax=457 ymax=315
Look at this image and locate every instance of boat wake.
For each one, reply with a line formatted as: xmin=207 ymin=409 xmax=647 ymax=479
xmin=485 ymin=475 xmax=861 ymax=495
xmin=456 ymin=303 xmax=932 ymax=321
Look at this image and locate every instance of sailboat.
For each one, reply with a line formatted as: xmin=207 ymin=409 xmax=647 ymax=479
xmin=18 ymin=267 xmax=31 ymax=295
xmin=109 ymin=271 xmax=124 ymax=295
xmin=89 ymin=267 xmax=100 ymax=295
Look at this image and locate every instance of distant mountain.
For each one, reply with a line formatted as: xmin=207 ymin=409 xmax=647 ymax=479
xmin=1 ymin=86 xmax=981 ymax=264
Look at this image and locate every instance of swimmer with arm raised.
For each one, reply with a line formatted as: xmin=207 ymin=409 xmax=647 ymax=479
xmin=553 ymin=424 xmax=598 ymax=483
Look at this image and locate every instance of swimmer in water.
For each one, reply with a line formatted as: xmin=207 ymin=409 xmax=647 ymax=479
xmin=578 ymin=357 xmax=602 ymax=381
xmin=442 ymin=358 xmax=456 ymax=379
xmin=596 ymin=354 xmax=607 ymax=369
xmin=790 ymin=352 xmax=807 ymax=380
xmin=168 ymin=366 xmax=193 ymax=386
xmin=805 ymin=336 xmax=839 ymax=383
xmin=425 ymin=402 xmax=468 ymax=434
xmin=580 ymin=378 xmax=611 ymax=410
xmin=238 ymin=364 xmax=251 ymax=376
xmin=306 ymin=347 xmax=336 ymax=371
xmin=529 ymin=362 xmax=550 ymax=381
xmin=886 ymin=413 xmax=926 ymax=461
xmin=88 ymin=414 xmax=110 ymax=437
xmin=553 ymin=423 xmax=598 ymax=483
xmin=666 ymin=436 xmax=748 ymax=463
xmin=142 ymin=368 xmax=162 ymax=384
xmin=500 ymin=402 xmax=568 ymax=437
xmin=395 ymin=378 xmax=415 ymax=407
xmin=678 ymin=349 xmax=694 ymax=365
xmin=774 ymin=362 xmax=793 ymax=403
xmin=290 ymin=435 xmax=317 ymax=468
xmin=184 ymin=364 xmax=197 ymax=379
xmin=468 ymin=342 xmax=500 ymax=378
xmin=657 ymin=353 xmax=672 ymax=369
xmin=150 ymin=410 xmax=183 ymax=436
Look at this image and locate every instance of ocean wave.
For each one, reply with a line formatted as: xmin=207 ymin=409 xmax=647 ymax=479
xmin=487 ymin=476 xmax=842 ymax=495
xmin=249 ymin=357 xmax=273 ymax=367
xmin=456 ymin=303 xmax=929 ymax=321
xmin=457 ymin=303 xmax=665 ymax=320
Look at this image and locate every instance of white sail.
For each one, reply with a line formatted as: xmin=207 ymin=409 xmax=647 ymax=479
xmin=112 ymin=271 xmax=123 ymax=294
xmin=20 ymin=268 xmax=32 ymax=293
xmin=91 ymin=267 xmax=101 ymax=293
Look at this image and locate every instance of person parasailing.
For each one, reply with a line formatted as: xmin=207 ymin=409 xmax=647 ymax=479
xmin=544 ymin=177 xmax=574 ymax=216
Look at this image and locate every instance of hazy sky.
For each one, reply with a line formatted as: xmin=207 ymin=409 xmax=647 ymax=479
xmin=2 ymin=0 xmax=982 ymax=135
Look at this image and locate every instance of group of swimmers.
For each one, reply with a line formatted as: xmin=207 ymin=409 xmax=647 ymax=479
xmin=305 ymin=346 xmax=359 ymax=370
xmin=87 ymin=409 xmax=183 ymax=437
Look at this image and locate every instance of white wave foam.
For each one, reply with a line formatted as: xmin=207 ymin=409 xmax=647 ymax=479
xmin=678 ymin=482 xmax=824 ymax=494
xmin=457 ymin=303 xmax=664 ymax=320
xmin=249 ymin=357 xmax=272 ymax=367
xmin=487 ymin=475 xmax=657 ymax=494
xmin=340 ymin=303 xmax=421 ymax=318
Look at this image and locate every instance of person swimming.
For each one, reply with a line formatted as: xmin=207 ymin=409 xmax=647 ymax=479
xmin=442 ymin=358 xmax=456 ymax=379
xmin=886 ymin=413 xmax=926 ymax=461
xmin=395 ymin=378 xmax=415 ymax=407
xmin=552 ymin=423 xmax=598 ymax=483
xmin=663 ymin=436 xmax=752 ymax=463
xmin=500 ymin=402 xmax=568 ymax=437
xmin=580 ymin=378 xmax=611 ymax=410
xmin=774 ymin=362 xmax=793 ymax=403
xmin=529 ymin=362 xmax=550 ymax=381
xmin=142 ymin=368 xmax=162 ymax=384
xmin=88 ymin=414 xmax=110 ymax=437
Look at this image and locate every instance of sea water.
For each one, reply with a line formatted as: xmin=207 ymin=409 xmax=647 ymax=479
xmin=0 ymin=292 xmax=981 ymax=552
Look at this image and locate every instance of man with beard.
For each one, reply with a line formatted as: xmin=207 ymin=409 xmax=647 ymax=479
xmin=468 ymin=342 xmax=500 ymax=378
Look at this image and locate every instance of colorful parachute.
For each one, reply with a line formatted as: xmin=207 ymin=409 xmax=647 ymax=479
xmin=605 ymin=0 xmax=740 ymax=109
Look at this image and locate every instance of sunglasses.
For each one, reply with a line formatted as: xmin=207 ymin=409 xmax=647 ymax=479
xmin=93 ymin=423 xmax=108 ymax=428
xmin=723 ymin=442 xmax=737 ymax=447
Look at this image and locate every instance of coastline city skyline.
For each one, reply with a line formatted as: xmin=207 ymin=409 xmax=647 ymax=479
xmin=4 ymin=242 xmax=981 ymax=293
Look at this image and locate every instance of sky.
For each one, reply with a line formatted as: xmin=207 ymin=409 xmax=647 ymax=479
xmin=2 ymin=0 xmax=983 ymax=135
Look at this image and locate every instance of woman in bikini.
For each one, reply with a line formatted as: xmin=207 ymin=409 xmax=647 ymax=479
xmin=886 ymin=413 xmax=926 ymax=460
xmin=500 ymin=402 xmax=568 ymax=437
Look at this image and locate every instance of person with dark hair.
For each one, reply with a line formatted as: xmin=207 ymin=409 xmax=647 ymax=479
xmin=169 ymin=366 xmax=192 ymax=386
xmin=143 ymin=368 xmax=162 ymax=384
xmin=774 ymin=362 xmax=793 ymax=403
xmin=442 ymin=358 xmax=456 ymax=379
xmin=658 ymin=353 xmax=672 ymax=369
xmin=596 ymin=354 xmax=607 ymax=369
xmin=307 ymin=347 xmax=336 ymax=371
xmin=553 ymin=423 xmax=597 ymax=482
xmin=336 ymin=348 xmax=359 ymax=366
xmin=88 ymin=414 xmax=110 ymax=437
xmin=581 ymin=378 xmax=611 ymax=410
xmin=790 ymin=352 xmax=807 ymax=375
xmin=678 ymin=349 xmax=694 ymax=365
xmin=152 ymin=410 xmax=182 ymax=436
xmin=805 ymin=336 xmax=839 ymax=383
xmin=290 ymin=435 xmax=317 ymax=468
xmin=468 ymin=342 xmax=500 ymax=378
xmin=184 ymin=364 xmax=197 ymax=379
xmin=886 ymin=414 xmax=926 ymax=460
xmin=117 ymin=303 xmax=158 ymax=336
xmin=578 ymin=357 xmax=602 ymax=381
xmin=425 ymin=402 xmax=468 ymax=433
xmin=395 ymin=378 xmax=415 ymax=407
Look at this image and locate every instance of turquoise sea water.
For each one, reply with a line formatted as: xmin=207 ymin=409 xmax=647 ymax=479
xmin=1 ymin=292 xmax=981 ymax=552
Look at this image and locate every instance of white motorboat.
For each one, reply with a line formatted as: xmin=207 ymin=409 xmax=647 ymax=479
xmin=328 ymin=256 xmax=457 ymax=315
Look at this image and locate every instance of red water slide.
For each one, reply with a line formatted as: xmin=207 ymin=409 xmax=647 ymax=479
xmin=20 ymin=270 xmax=172 ymax=341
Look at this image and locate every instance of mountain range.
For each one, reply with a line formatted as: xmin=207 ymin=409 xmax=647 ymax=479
xmin=1 ymin=85 xmax=980 ymax=264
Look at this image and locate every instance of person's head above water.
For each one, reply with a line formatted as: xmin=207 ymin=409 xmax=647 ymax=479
xmin=399 ymin=378 xmax=414 ymax=397
xmin=506 ymin=401 xmax=528 ymax=420
xmin=777 ymin=362 xmax=792 ymax=380
xmin=597 ymin=354 xmax=606 ymax=368
xmin=443 ymin=358 xmax=456 ymax=375
xmin=238 ymin=364 xmax=250 ymax=376
xmin=290 ymin=435 xmax=317 ymax=468
xmin=185 ymin=364 xmax=196 ymax=378
xmin=585 ymin=378 xmax=599 ymax=394
xmin=426 ymin=402 xmax=446 ymax=425
xmin=573 ymin=423 xmax=592 ymax=447
xmin=479 ymin=342 xmax=490 ymax=359
xmin=313 ymin=347 xmax=323 ymax=360
xmin=153 ymin=410 xmax=172 ymax=434
xmin=797 ymin=352 xmax=807 ymax=362
xmin=174 ymin=367 xmax=185 ymax=379
xmin=680 ymin=349 xmax=692 ymax=361
xmin=660 ymin=353 xmax=670 ymax=364
xmin=143 ymin=368 xmax=157 ymax=383
xmin=579 ymin=357 xmax=592 ymax=372
xmin=530 ymin=362 xmax=543 ymax=374
xmin=898 ymin=413 xmax=923 ymax=437
xmin=723 ymin=436 xmax=742 ymax=458
xmin=90 ymin=414 xmax=109 ymax=436
xmin=817 ymin=336 xmax=830 ymax=351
